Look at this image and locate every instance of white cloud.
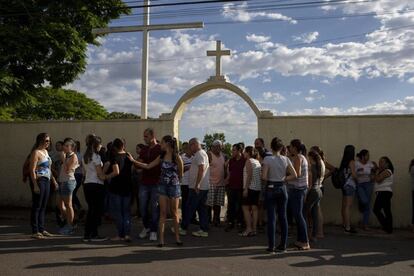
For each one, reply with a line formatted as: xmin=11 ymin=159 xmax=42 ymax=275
xmin=262 ymin=92 xmax=286 ymax=104
xmin=278 ymin=96 xmax=414 ymax=116
xmin=293 ymin=32 xmax=320 ymax=44
xmin=222 ymin=2 xmax=297 ymax=24
xmin=246 ymin=34 xmax=270 ymax=43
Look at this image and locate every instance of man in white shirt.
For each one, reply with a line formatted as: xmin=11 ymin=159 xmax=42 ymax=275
xmin=179 ymin=138 xmax=210 ymax=237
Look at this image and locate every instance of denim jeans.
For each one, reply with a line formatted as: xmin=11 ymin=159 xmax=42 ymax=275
xmin=181 ymin=185 xmax=190 ymax=223
xmin=288 ymin=188 xmax=309 ymax=243
xmin=357 ymin=182 xmax=374 ymax=225
xmin=265 ymin=184 xmax=288 ymax=250
xmin=109 ymin=193 xmax=132 ymax=237
xmin=30 ymin=177 xmax=51 ymax=234
xmin=83 ymin=183 xmax=105 ymax=238
xmin=139 ymin=184 xmax=159 ymax=232
xmin=182 ymin=189 xmax=209 ymax=232
xmin=72 ymin=173 xmax=83 ymax=211
xmin=304 ymin=188 xmax=322 ymax=237
xmin=226 ymin=188 xmax=243 ymax=225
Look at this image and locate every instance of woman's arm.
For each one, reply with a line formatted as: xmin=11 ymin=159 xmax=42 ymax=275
xmin=293 ymin=155 xmax=302 ymax=177
xmin=105 ymin=164 xmax=120 ymax=180
xmin=128 ymin=153 xmax=161 ymax=170
xmin=286 ymin=163 xmax=298 ymax=182
xmin=244 ymin=159 xmax=253 ymax=190
xmin=29 ymin=151 xmax=38 ymax=185
xmin=374 ymin=169 xmax=391 ymax=183
xmin=261 ymin=164 xmax=269 ymax=181
xmin=350 ymin=160 xmax=357 ymax=180
xmin=177 ymin=155 xmax=184 ymax=180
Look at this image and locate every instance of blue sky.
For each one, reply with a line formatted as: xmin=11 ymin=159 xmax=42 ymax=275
xmin=68 ymin=0 xmax=414 ymax=144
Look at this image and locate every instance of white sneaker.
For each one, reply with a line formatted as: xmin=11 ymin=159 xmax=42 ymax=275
xmin=149 ymin=232 xmax=158 ymax=241
xmin=192 ymin=230 xmax=208 ymax=238
xmin=139 ymin=228 xmax=150 ymax=239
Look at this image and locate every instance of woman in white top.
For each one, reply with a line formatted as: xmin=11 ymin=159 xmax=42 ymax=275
xmin=373 ymin=156 xmax=394 ymax=234
xmin=240 ymin=146 xmax=262 ymax=237
xmin=82 ymin=135 xmax=107 ymax=242
xmin=262 ymin=137 xmax=297 ymax=253
xmin=57 ymin=138 xmax=79 ymax=235
xmin=355 ymin=149 xmax=377 ymax=230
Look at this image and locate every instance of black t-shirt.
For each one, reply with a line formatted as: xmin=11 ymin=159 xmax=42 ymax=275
xmin=108 ymin=153 xmax=133 ymax=196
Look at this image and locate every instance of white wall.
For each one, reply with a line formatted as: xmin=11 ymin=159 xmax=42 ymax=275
xmin=0 ymin=119 xmax=173 ymax=207
xmin=258 ymin=115 xmax=414 ymax=227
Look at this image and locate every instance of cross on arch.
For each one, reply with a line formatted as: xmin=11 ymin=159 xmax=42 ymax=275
xmin=207 ymin=40 xmax=231 ymax=80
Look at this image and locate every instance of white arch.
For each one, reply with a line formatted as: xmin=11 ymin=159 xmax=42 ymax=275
xmin=167 ymin=79 xmax=266 ymax=138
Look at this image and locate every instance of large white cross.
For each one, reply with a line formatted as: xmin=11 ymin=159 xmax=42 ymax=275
xmin=92 ymin=0 xmax=203 ymax=119
xmin=207 ymin=40 xmax=231 ymax=80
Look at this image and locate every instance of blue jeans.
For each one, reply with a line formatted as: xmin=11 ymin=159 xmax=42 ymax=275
xmin=109 ymin=193 xmax=132 ymax=237
xmin=72 ymin=173 xmax=83 ymax=210
xmin=288 ymin=188 xmax=309 ymax=243
xmin=357 ymin=182 xmax=374 ymax=225
xmin=182 ymin=189 xmax=209 ymax=232
xmin=265 ymin=183 xmax=288 ymax=250
xmin=139 ymin=184 xmax=159 ymax=232
xmin=30 ymin=177 xmax=50 ymax=234
xmin=304 ymin=188 xmax=322 ymax=237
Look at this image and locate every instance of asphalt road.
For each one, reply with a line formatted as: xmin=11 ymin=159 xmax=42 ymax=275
xmin=0 ymin=215 xmax=413 ymax=276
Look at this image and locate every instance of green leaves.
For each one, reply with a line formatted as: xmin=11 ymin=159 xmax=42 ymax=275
xmin=1 ymin=87 xmax=108 ymax=121
xmin=0 ymin=0 xmax=130 ymax=105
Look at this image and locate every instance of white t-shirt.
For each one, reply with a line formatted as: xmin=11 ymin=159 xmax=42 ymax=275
xmin=181 ymin=153 xmax=193 ymax=186
xmin=375 ymin=169 xmax=393 ymax=192
xmin=355 ymin=160 xmax=375 ymax=184
xmin=188 ymin=150 xmax=210 ymax=190
xmin=263 ymin=155 xmax=292 ymax=182
xmin=83 ymin=153 xmax=104 ymax=185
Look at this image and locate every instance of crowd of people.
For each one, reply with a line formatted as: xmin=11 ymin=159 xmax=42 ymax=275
xmin=24 ymin=129 xmax=414 ymax=253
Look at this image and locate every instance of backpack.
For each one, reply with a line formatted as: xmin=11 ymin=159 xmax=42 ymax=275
xmin=331 ymin=168 xmax=349 ymax=189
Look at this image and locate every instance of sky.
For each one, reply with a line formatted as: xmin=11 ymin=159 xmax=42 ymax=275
xmin=67 ymin=0 xmax=414 ymax=145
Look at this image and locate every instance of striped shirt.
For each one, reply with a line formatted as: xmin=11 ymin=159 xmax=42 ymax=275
xmin=243 ymin=158 xmax=262 ymax=191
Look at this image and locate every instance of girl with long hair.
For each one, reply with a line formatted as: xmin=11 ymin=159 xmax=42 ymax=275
xmin=128 ymin=135 xmax=184 ymax=247
xmin=339 ymin=145 xmax=358 ymax=233
xmin=82 ymin=135 xmax=107 ymax=242
xmin=28 ymin=133 xmax=54 ymax=239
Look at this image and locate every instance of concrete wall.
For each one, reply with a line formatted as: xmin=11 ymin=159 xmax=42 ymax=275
xmin=0 ymin=119 xmax=173 ymax=207
xmin=1 ymin=115 xmax=413 ymax=227
xmin=258 ymin=115 xmax=414 ymax=227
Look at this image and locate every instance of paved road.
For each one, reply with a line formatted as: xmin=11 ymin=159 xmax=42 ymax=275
xmin=0 ymin=217 xmax=413 ymax=276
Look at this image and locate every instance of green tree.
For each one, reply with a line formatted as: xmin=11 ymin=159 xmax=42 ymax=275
xmin=1 ymin=87 xmax=108 ymax=120
xmin=203 ymin=132 xmax=226 ymax=151
xmin=107 ymin=112 xmax=140 ymax=120
xmin=0 ymin=0 xmax=130 ymax=105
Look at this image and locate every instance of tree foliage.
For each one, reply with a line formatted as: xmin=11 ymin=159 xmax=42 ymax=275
xmin=203 ymin=133 xmax=226 ymax=150
xmin=0 ymin=87 xmax=108 ymax=120
xmin=0 ymin=0 xmax=130 ymax=105
xmin=107 ymin=112 xmax=140 ymax=120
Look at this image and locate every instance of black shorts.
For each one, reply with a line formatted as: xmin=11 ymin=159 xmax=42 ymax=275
xmin=242 ymin=189 xmax=261 ymax=206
